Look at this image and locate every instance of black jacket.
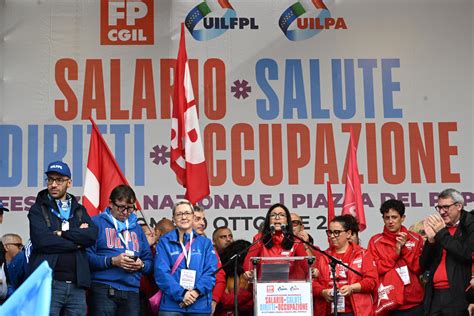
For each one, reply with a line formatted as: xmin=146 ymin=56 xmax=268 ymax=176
xmin=419 ymin=209 xmax=474 ymax=314
xmin=27 ymin=189 xmax=98 ymax=288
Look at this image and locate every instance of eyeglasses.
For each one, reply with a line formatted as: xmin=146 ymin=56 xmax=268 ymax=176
xmin=113 ymin=202 xmax=136 ymax=213
xmin=46 ymin=177 xmax=69 ymax=185
xmin=5 ymin=243 xmax=23 ymax=249
xmin=291 ymin=220 xmax=302 ymax=226
xmin=269 ymin=213 xmax=287 ymax=219
xmin=434 ymin=202 xmax=458 ymax=212
xmin=325 ymin=229 xmax=347 ymax=237
xmin=175 ymin=211 xmax=193 ymax=219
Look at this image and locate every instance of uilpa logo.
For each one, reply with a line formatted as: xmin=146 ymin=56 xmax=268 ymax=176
xmin=184 ymin=0 xmax=258 ymax=41
xmin=100 ymin=0 xmax=154 ymax=45
xmin=279 ymin=0 xmax=347 ymax=41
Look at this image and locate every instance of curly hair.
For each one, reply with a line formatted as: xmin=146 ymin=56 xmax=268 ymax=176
xmin=380 ymin=199 xmax=405 ymax=216
xmin=331 ymin=214 xmax=360 ymax=235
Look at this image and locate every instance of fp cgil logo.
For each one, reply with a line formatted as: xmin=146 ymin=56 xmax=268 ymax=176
xmin=101 ymin=0 xmax=154 ymax=45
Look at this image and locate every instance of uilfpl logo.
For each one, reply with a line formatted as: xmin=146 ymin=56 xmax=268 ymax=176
xmin=279 ymin=0 xmax=347 ymax=41
xmin=100 ymin=0 xmax=154 ymax=45
xmin=185 ymin=0 xmax=258 ymax=41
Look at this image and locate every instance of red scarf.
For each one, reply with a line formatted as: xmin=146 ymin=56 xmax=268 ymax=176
xmin=382 ymin=225 xmax=408 ymax=244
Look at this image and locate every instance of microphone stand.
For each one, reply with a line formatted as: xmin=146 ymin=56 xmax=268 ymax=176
xmin=284 ymin=229 xmax=362 ymax=316
xmin=214 ymin=227 xmax=274 ymax=316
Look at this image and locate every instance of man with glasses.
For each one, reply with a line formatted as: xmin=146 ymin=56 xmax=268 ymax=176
xmin=87 ymin=184 xmax=153 ymax=316
xmin=1 ymin=234 xmax=23 ymax=298
xmin=420 ymin=188 xmax=474 ymax=315
xmin=290 ymin=213 xmax=314 ymax=245
xmin=27 ymin=160 xmax=98 ymax=315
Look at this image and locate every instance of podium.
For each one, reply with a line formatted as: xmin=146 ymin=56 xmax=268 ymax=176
xmin=251 ymin=256 xmax=314 ymax=316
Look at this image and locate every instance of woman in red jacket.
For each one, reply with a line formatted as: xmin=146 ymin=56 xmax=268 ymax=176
xmin=313 ymin=214 xmax=378 ymax=316
xmin=243 ymin=203 xmax=312 ymax=281
xmin=368 ymin=199 xmax=424 ymax=315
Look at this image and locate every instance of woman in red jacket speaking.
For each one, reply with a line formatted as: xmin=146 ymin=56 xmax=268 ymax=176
xmin=243 ymin=203 xmax=311 ymax=281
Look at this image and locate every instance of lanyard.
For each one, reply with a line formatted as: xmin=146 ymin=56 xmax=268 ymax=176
xmin=180 ymin=231 xmax=193 ymax=268
xmin=112 ymin=217 xmax=130 ymax=250
xmin=50 ymin=207 xmax=69 ymax=223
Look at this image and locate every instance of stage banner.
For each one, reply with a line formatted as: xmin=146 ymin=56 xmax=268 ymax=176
xmin=0 ymin=0 xmax=473 ymax=242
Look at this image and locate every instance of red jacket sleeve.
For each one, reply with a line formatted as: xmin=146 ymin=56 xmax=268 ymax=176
xmin=367 ymin=235 xmax=399 ymax=276
xmin=312 ymin=257 xmax=329 ymax=297
xmin=218 ymin=287 xmax=253 ymax=311
xmin=358 ymin=250 xmax=378 ymax=293
xmin=399 ymin=232 xmax=424 ymax=275
xmin=212 ymin=252 xmax=227 ymax=303
xmin=243 ymin=240 xmax=262 ymax=272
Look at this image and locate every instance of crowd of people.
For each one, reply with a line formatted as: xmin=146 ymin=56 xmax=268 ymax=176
xmin=0 ymin=160 xmax=473 ymax=316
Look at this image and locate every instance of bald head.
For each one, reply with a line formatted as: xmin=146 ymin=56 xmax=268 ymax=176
xmin=2 ymin=233 xmax=23 ymax=262
xmin=290 ymin=212 xmax=304 ymax=233
xmin=154 ymin=217 xmax=175 ymax=240
xmin=212 ymin=227 xmax=233 ymax=253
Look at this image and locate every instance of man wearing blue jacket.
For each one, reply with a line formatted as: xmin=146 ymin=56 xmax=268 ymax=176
xmin=28 ymin=161 xmax=98 ymax=315
xmin=87 ymin=184 xmax=153 ymax=316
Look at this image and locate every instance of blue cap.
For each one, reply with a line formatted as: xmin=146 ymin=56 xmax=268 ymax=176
xmin=0 ymin=201 xmax=9 ymax=212
xmin=45 ymin=161 xmax=71 ymax=178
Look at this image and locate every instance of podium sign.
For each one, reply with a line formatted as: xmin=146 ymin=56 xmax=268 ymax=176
xmin=255 ymin=281 xmax=312 ymax=315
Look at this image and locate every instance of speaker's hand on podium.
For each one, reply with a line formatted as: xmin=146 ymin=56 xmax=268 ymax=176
xmin=321 ymin=288 xmax=334 ymax=302
xmin=243 ymin=270 xmax=253 ymax=281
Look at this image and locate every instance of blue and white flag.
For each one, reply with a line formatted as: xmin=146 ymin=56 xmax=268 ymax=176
xmin=0 ymin=261 xmax=52 ymax=316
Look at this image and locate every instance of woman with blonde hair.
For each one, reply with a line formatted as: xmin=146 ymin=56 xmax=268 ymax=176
xmin=155 ymin=199 xmax=217 ymax=315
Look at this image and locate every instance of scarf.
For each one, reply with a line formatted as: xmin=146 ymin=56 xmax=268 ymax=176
xmin=382 ymin=225 xmax=408 ymax=244
xmin=104 ymin=207 xmax=138 ymax=233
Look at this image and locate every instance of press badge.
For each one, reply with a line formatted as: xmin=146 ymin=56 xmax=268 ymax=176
xmin=395 ymin=266 xmax=411 ymax=285
xmin=61 ymin=221 xmax=70 ymax=231
xmin=331 ymin=291 xmax=345 ymax=313
xmin=179 ymin=269 xmax=196 ymax=289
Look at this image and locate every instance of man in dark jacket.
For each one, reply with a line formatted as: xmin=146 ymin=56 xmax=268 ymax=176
xmin=28 ymin=161 xmax=98 ymax=315
xmin=421 ymin=188 xmax=474 ymax=315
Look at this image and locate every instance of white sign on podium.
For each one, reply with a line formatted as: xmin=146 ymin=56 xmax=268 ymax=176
xmin=252 ymin=256 xmax=314 ymax=316
xmin=255 ymin=281 xmax=312 ymax=315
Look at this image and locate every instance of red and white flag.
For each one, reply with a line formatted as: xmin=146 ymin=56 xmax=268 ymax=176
xmin=341 ymin=128 xmax=366 ymax=231
xmin=327 ymin=181 xmax=335 ymax=224
xmin=83 ymin=118 xmax=134 ymax=216
xmin=170 ymin=23 xmax=210 ymax=204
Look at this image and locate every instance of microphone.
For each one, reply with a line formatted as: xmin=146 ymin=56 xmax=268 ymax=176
xmin=269 ymin=224 xmax=276 ymax=234
xmin=280 ymin=224 xmax=287 ymax=234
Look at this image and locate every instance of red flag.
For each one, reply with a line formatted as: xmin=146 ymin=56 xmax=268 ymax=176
xmin=341 ymin=128 xmax=366 ymax=231
xmin=83 ymin=118 xmax=136 ymax=216
xmin=327 ymin=181 xmax=335 ymax=224
xmin=170 ymin=23 xmax=210 ymax=204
